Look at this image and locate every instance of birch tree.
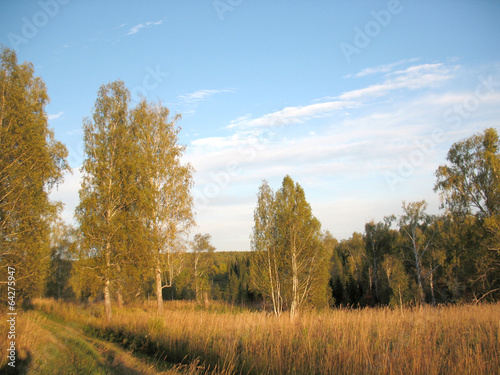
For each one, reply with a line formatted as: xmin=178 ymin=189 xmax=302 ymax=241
xmin=398 ymin=200 xmax=435 ymax=305
xmin=382 ymin=254 xmax=411 ymax=310
xmin=250 ymin=176 xmax=327 ymax=319
xmin=76 ymin=81 xmax=138 ymax=321
xmin=0 ymin=48 xmax=69 ymax=299
xmin=276 ymin=176 xmax=325 ymax=319
xmin=250 ymin=180 xmax=284 ymax=316
xmin=164 ymin=237 xmax=188 ymax=297
xmin=132 ymin=100 xmax=194 ymax=313
xmin=192 ymin=233 xmax=215 ymax=305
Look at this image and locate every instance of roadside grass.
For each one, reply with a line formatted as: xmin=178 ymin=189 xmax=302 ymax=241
xmin=27 ymin=299 xmax=500 ymax=374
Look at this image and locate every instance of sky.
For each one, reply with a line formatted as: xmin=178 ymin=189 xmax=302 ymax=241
xmin=1 ymin=0 xmax=500 ymax=251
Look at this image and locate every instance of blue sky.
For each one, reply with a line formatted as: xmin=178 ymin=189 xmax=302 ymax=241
xmin=1 ymin=0 xmax=500 ymax=251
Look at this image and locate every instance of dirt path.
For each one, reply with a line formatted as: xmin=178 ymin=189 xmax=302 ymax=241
xmin=8 ymin=311 xmax=186 ymax=375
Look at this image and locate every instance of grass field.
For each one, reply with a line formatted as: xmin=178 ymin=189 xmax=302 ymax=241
xmin=2 ymin=299 xmax=499 ymax=374
xmin=0 ymin=305 xmax=191 ymax=374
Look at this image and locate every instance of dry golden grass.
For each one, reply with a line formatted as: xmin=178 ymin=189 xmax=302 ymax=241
xmin=0 ymin=308 xmax=41 ymax=372
xmin=30 ymin=299 xmax=500 ymax=374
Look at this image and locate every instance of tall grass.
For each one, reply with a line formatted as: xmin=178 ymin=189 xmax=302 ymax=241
xmin=32 ymin=299 xmax=500 ymax=374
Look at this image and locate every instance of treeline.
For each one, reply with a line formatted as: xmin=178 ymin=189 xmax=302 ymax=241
xmin=1 ymin=48 xmax=499 ymax=320
xmin=246 ymin=128 xmax=500 ymax=312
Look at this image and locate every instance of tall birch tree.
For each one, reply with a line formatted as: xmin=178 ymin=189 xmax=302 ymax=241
xmin=250 ymin=181 xmax=284 ymax=316
xmin=76 ymin=81 xmax=137 ymax=321
xmin=398 ymin=200 xmax=435 ymax=305
xmin=133 ymin=100 xmax=194 ymax=313
xmin=0 ymin=48 xmax=69 ymax=299
xmin=276 ymin=176 xmax=325 ymax=320
xmin=250 ymin=176 xmax=327 ymax=319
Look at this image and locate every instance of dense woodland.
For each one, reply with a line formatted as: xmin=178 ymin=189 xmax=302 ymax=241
xmin=2 ymin=47 xmax=500 ymax=320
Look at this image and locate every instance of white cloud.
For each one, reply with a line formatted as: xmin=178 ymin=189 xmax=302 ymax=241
xmin=339 ymin=63 xmax=456 ymax=101
xmin=189 ymin=62 xmax=465 ymax=178
xmin=227 ymin=63 xmax=455 ymax=133
xmin=125 ymin=20 xmax=163 ymax=36
xmin=179 ymin=88 xmax=235 ymax=104
xmin=227 ymin=100 xmax=357 ymax=130
xmin=191 ymin=135 xmax=248 ymax=148
xmin=349 ymin=58 xmax=421 ymax=78
xmin=48 ymin=111 xmax=64 ymax=120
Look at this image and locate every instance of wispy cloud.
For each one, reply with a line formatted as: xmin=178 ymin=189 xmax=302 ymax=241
xmin=179 ymin=88 xmax=235 ymax=104
xmin=125 ymin=20 xmax=163 ymax=36
xmin=227 ymin=100 xmax=357 ymax=130
xmin=339 ymin=63 xmax=456 ymax=101
xmin=187 ymin=60 xmax=498 ymax=193
xmin=227 ymin=63 xmax=455 ymax=132
xmin=348 ymin=58 xmax=421 ymax=78
xmin=48 ymin=111 xmax=64 ymax=120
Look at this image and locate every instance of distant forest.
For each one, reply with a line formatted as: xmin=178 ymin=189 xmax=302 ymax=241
xmin=2 ymin=47 xmax=499 ymax=320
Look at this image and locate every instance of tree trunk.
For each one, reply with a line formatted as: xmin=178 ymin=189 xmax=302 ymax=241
xmin=416 ymin=271 xmax=426 ymax=305
xmin=116 ymin=264 xmax=124 ymax=308
xmin=290 ymin=244 xmax=299 ymax=321
xmin=430 ymin=266 xmax=436 ymax=306
xmin=116 ymin=288 xmax=124 ymax=308
xmin=267 ymin=254 xmax=278 ymax=316
xmin=268 ymin=250 xmax=282 ymax=317
xmin=398 ymin=285 xmax=403 ymax=313
xmin=194 ymin=254 xmax=200 ymax=304
xmin=273 ymin=253 xmax=283 ymax=316
xmin=104 ymin=244 xmax=112 ymax=321
xmin=104 ymin=278 xmax=112 ymax=321
xmin=156 ymin=259 xmax=164 ymax=313
xmin=413 ymin=240 xmax=426 ymax=305
xmin=57 ymin=266 xmax=61 ymax=300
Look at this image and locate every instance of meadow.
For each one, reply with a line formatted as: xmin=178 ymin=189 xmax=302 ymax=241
xmin=2 ymin=299 xmax=498 ymax=374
